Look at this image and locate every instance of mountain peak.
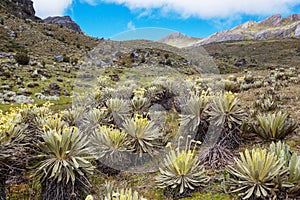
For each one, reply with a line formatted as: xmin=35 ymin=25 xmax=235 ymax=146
xmin=285 ymin=14 xmax=300 ymax=22
xmin=43 ymin=16 xmax=83 ymax=33
xmin=0 ymin=0 xmax=37 ymax=19
xmin=258 ymin=14 xmax=283 ymax=27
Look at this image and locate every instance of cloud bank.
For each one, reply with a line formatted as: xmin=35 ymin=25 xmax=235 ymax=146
xmin=86 ymin=0 xmax=300 ymax=18
xmin=32 ymin=0 xmax=300 ymax=19
xmin=32 ymin=0 xmax=73 ymax=18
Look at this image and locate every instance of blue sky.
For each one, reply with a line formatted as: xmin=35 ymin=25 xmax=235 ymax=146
xmin=32 ymin=0 xmax=300 ymax=40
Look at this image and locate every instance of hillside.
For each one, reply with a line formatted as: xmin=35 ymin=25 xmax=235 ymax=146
xmin=201 ymin=38 xmax=300 ymax=73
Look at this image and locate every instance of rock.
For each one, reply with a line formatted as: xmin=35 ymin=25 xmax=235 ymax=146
xmin=0 ymin=53 xmax=12 ymax=59
xmin=12 ymin=95 xmax=34 ymax=104
xmin=35 ymin=93 xmax=59 ymax=101
xmin=44 ymin=16 xmax=83 ymax=33
xmin=41 ymin=76 xmax=47 ymax=82
xmin=4 ymin=91 xmax=16 ymax=98
xmin=33 ymin=69 xmax=38 ymax=75
xmin=15 ymin=0 xmax=36 ymax=19
xmin=54 ymin=55 xmax=64 ymax=62
xmin=63 ymin=90 xmax=70 ymax=96
xmin=45 ymin=31 xmax=54 ymax=36
xmin=27 ymin=82 xmax=39 ymax=88
xmin=295 ymin=25 xmax=300 ymax=37
xmin=49 ymin=82 xmax=60 ymax=90
xmin=10 ymin=31 xmax=16 ymax=39
xmin=29 ymin=61 xmax=37 ymax=66
xmin=234 ymin=58 xmax=247 ymax=67
xmin=0 ymin=85 xmax=11 ymax=91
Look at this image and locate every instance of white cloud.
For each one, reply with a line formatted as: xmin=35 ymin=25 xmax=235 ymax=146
xmin=32 ymin=0 xmax=73 ymax=19
xmin=82 ymin=0 xmax=300 ymax=19
xmin=127 ymin=21 xmax=136 ymax=30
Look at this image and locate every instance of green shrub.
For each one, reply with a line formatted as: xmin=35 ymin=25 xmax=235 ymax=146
xmin=15 ymin=51 xmax=30 ymax=65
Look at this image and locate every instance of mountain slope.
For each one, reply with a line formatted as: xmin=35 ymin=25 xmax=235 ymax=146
xmin=159 ymin=14 xmax=300 ymax=48
xmin=193 ymin=14 xmax=300 ymax=46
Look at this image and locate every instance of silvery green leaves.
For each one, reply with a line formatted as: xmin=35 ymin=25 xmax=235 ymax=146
xmin=253 ymin=111 xmax=297 ymax=141
xmin=103 ymin=181 xmax=147 ymax=200
xmin=179 ymin=93 xmax=210 ymax=134
xmin=209 ymin=92 xmax=245 ymax=129
xmin=106 ymin=98 xmax=130 ymax=127
xmin=34 ymin=127 xmax=94 ymax=189
xmin=227 ymin=142 xmax=300 ymax=199
xmin=90 ymin=125 xmax=131 ymax=172
xmin=269 ymin=141 xmax=300 ymax=195
xmin=227 ymin=148 xmax=290 ymax=199
xmin=156 ymin=138 xmax=208 ymax=195
xmin=122 ymin=115 xmax=163 ymax=157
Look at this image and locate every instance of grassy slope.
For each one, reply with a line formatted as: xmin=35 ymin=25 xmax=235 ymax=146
xmin=202 ymin=38 xmax=300 ymax=73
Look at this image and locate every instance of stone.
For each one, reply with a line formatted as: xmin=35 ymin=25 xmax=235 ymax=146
xmin=295 ymin=25 xmax=300 ymax=37
xmin=49 ymin=82 xmax=60 ymax=90
xmin=54 ymin=55 xmax=64 ymax=62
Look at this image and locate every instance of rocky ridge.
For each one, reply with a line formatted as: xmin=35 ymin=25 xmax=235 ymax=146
xmin=44 ymin=16 xmax=83 ymax=33
xmin=193 ymin=14 xmax=300 ymax=46
xmin=0 ymin=0 xmax=36 ymax=20
xmin=160 ymin=14 xmax=300 ymax=47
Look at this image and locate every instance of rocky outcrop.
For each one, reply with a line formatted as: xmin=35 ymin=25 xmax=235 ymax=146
xmin=0 ymin=0 xmax=36 ymax=19
xmin=258 ymin=14 xmax=283 ymax=27
xmin=44 ymin=16 xmax=83 ymax=33
xmin=15 ymin=0 xmax=35 ymax=17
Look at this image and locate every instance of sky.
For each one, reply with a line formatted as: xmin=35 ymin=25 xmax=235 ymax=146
xmin=32 ymin=0 xmax=300 ymax=40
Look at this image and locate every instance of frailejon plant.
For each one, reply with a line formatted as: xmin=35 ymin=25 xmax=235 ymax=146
xmin=103 ymin=181 xmax=147 ymax=200
xmin=122 ymin=115 xmax=162 ymax=157
xmin=106 ymin=98 xmax=130 ymax=126
xmin=156 ymin=136 xmax=208 ymax=196
xmin=253 ymin=111 xmax=297 ymax=141
xmin=33 ymin=126 xmax=95 ymax=200
xmin=37 ymin=114 xmax=68 ymax=132
xmin=0 ymin=110 xmax=27 ymax=200
xmin=61 ymin=106 xmax=85 ymax=126
xmin=83 ymin=107 xmax=109 ymax=131
xmin=227 ymin=148 xmax=291 ymax=199
xmin=91 ymin=125 xmax=130 ymax=175
xmin=269 ymin=141 xmax=300 ymax=196
xmin=131 ymin=89 xmax=150 ymax=115
xmin=255 ymin=96 xmax=277 ymax=112
xmin=179 ymin=91 xmax=210 ymax=141
xmin=209 ymin=92 xmax=245 ymax=147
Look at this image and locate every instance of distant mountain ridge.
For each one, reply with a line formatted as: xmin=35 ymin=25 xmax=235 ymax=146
xmin=159 ymin=14 xmax=300 ymax=47
xmin=158 ymin=32 xmax=202 ymax=48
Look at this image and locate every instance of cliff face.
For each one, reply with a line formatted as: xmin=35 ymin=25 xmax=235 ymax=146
xmin=15 ymin=0 xmax=35 ymax=18
xmin=0 ymin=0 xmax=36 ymax=19
xmin=44 ymin=16 xmax=83 ymax=33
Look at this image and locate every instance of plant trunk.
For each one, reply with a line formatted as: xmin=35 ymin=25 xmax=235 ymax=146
xmin=0 ymin=175 xmax=7 ymax=200
xmin=40 ymin=177 xmax=86 ymax=200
